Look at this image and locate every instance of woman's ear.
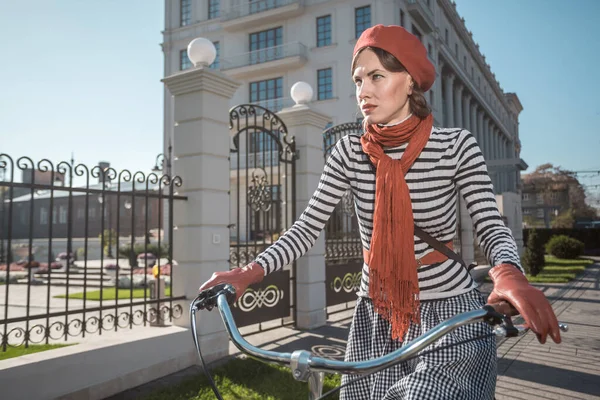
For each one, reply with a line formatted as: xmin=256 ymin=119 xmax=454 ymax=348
xmin=408 ymin=77 xmax=415 ymax=96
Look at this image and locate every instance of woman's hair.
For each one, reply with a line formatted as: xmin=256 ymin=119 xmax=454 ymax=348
xmin=352 ymin=46 xmax=431 ymax=118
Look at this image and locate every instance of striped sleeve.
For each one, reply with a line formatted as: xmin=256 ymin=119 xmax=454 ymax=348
xmin=454 ymin=130 xmax=524 ymax=273
xmin=254 ymin=137 xmax=352 ymax=275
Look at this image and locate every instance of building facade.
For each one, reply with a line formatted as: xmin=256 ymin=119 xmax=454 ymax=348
xmin=161 ymin=0 xmax=527 ymax=251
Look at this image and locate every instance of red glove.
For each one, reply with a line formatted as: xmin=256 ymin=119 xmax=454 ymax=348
xmin=487 ymin=264 xmax=561 ymax=344
xmin=199 ymin=262 xmax=265 ymax=301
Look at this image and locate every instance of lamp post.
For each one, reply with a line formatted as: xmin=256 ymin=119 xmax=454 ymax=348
xmin=0 ymin=167 xmax=5 ymax=264
xmin=98 ymin=182 xmax=114 ymax=259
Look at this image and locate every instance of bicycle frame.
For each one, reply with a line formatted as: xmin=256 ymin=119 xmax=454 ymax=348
xmin=191 ymin=284 xmax=568 ymax=400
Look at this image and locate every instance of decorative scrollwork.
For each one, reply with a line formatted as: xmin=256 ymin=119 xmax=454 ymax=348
xmin=230 ymin=248 xmax=260 ymax=266
xmin=323 ymin=122 xmax=363 ymax=155
xmin=325 ymin=240 xmax=363 ymax=261
xmin=341 ymin=189 xmax=355 ymax=216
xmin=0 ymin=305 xmax=184 ymax=350
xmin=234 ymin=285 xmax=283 ymax=312
xmin=331 ymin=272 xmax=361 ymax=293
xmin=310 ymin=344 xmax=346 ymax=361
xmin=247 ymin=168 xmax=272 ymax=212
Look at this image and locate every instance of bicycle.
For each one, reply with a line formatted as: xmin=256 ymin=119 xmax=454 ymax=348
xmin=190 ymin=283 xmax=568 ymax=400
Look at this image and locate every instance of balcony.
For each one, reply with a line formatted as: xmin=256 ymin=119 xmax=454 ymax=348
xmin=221 ymin=42 xmax=308 ymax=79
xmin=222 ymin=0 xmax=305 ymax=31
xmin=406 ymin=0 xmax=435 ymax=34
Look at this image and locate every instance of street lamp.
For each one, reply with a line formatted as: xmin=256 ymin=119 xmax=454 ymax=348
xmin=98 ymin=182 xmax=114 ymax=258
xmin=0 ymin=167 xmax=5 ymax=264
xmin=152 ymin=142 xmax=173 ymax=176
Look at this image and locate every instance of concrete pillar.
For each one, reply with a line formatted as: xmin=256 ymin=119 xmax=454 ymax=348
xmin=278 ymin=102 xmax=331 ymax=329
xmin=462 ymin=93 xmax=472 ymax=131
xmin=444 ymin=73 xmax=455 ymax=127
xmin=454 ymin=84 xmax=464 ymax=127
xmin=470 ymin=103 xmax=478 ymax=142
xmin=477 ymin=110 xmax=485 ymax=159
xmin=163 ymin=63 xmax=241 ymax=362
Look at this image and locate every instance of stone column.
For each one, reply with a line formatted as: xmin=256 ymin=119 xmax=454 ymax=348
xmin=470 ymin=103 xmax=478 ymax=142
xmin=278 ymin=99 xmax=331 ymax=329
xmin=477 ymin=110 xmax=485 ymax=158
xmin=462 ymin=93 xmax=472 ymax=131
xmin=163 ymin=63 xmax=241 ymax=362
xmin=454 ymin=84 xmax=464 ymax=127
xmin=444 ymin=73 xmax=456 ymax=127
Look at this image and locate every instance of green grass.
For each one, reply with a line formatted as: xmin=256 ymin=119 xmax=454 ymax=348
xmin=525 ymin=256 xmax=592 ymax=283
xmin=55 ymin=287 xmax=172 ymax=301
xmin=0 ymin=343 xmax=75 ymax=361
xmin=141 ymin=357 xmax=342 ymax=400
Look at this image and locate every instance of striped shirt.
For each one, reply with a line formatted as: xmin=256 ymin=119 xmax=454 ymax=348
xmin=255 ymin=127 xmax=523 ymax=300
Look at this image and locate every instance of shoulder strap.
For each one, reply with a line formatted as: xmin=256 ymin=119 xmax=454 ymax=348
xmin=413 ymin=225 xmax=476 ymax=272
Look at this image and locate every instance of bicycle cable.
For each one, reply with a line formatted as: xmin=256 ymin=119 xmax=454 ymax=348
xmin=190 ymin=302 xmax=224 ymax=400
xmin=316 ymin=332 xmax=496 ymax=400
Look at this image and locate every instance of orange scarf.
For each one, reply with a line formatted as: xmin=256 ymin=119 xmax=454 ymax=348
xmin=360 ymin=114 xmax=433 ymax=341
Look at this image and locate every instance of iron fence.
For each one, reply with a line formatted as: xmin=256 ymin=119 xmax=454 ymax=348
xmin=228 ymin=104 xmax=297 ymax=332
xmin=0 ymin=154 xmax=187 ymax=351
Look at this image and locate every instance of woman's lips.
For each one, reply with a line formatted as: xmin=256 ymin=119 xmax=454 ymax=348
xmin=361 ymin=105 xmax=376 ymax=113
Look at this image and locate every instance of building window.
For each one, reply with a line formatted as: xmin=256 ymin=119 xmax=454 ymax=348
xmin=427 ymin=43 xmax=433 ymax=56
xmin=536 ymin=193 xmax=544 ymax=205
xmin=536 ymin=208 xmax=544 ymax=218
xmin=316 ymin=15 xmax=332 ymax=47
xmin=455 ymin=43 xmax=458 ymax=56
xmin=208 ymin=0 xmax=220 ymax=19
xmin=523 ymin=209 xmax=531 ymax=215
xmin=180 ymin=49 xmax=192 ymax=71
xmin=249 ymin=27 xmax=283 ymax=64
xmin=550 ymin=192 xmax=558 ymax=200
xmin=445 ymin=28 xmax=449 ymax=44
xmin=523 ymin=193 xmax=530 ymax=201
xmin=180 ymin=0 xmax=191 ymax=26
xmin=77 ymin=206 xmax=85 ymax=220
xmin=59 ymin=206 xmax=67 ymax=224
xmin=250 ymin=77 xmax=284 ymax=113
xmin=463 ymin=55 xmax=467 ymax=67
xmin=52 ymin=206 xmax=57 ymax=224
xmin=317 ymin=68 xmax=333 ymax=100
xmin=471 ymin=67 xmax=474 ymax=77
xmin=40 ymin=207 xmax=48 ymax=225
xmin=400 ymin=9 xmax=405 ymax=27
xmin=412 ymin=25 xmax=422 ymax=42
xmin=210 ymin=41 xmax=220 ymax=69
xmin=355 ymin=6 xmax=371 ymax=39
xmin=89 ymin=207 xmax=96 ymax=220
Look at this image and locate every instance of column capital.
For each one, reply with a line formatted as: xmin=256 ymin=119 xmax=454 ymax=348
xmin=162 ymin=67 xmax=240 ymax=98
xmin=278 ymin=104 xmax=331 ymax=130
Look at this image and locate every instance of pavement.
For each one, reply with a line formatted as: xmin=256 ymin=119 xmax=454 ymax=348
xmin=109 ymin=258 xmax=600 ymax=400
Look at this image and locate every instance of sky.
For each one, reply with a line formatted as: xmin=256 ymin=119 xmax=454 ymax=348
xmin=1 ymin=1 xmax=599 ymax=189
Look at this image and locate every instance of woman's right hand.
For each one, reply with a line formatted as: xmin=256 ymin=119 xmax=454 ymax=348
xmin=198 ymin=262 xmax=265 ymax=301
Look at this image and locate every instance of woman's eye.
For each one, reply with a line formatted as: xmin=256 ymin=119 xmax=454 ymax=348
xmin=372 ymin=74 xmax=383 ymax=80
xmin=354 ymin=79 xmax=362 ymax=86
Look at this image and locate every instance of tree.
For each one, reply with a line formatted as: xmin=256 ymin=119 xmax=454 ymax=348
xmin=522 ymin=229 xmax=545 ymax=276
xmin=522 ymin=164 xmax=597 ymax=226
xmin=551 ymin=209 xmax=575 ymax=229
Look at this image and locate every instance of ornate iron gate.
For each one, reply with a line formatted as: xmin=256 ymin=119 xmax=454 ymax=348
xmin=323 ymin=122 xmax=364 ymax=317
xmin=228 ymin=104 xmax=296 ymax=332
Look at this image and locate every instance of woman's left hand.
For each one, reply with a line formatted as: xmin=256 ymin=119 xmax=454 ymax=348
xmin=487 ymin=263 xmax=562 ymax=344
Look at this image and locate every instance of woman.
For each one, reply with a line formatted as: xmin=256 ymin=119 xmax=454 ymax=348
xmin=200 ymin=25 xmax=561 ymax=399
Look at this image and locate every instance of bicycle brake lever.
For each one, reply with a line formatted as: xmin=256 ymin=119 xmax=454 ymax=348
xmin=193 ymin=283 xmax=237 ymax=311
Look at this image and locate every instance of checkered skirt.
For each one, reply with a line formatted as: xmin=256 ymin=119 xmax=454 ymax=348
xmin=339 ymin=289 xmax=497 ymax=400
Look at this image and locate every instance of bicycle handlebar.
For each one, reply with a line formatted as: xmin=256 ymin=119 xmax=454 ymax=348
xmin=192 ymin=284 xmax=568 ymax=379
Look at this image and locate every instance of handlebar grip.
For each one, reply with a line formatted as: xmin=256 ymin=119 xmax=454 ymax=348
xmin=489 ymin=301 xmax=519 ymax=317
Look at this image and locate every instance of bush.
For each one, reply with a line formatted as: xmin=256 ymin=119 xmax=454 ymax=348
xmin=545 ymin=235 xmax=585 ymax=259
xmin=523 ymin=229 xmax=545 ymax=276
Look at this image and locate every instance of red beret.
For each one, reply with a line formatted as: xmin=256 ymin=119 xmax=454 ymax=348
xmin=353 ymin=24 xmax=436 ymax=92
